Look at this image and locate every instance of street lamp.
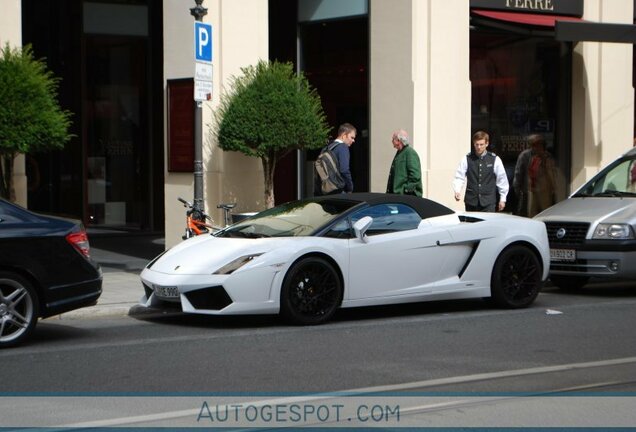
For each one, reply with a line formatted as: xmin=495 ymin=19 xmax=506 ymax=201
xmin=190 ymin=0 xmax=207 ymax=217
xmin=190 ymin=0 xmax=207 ymax=21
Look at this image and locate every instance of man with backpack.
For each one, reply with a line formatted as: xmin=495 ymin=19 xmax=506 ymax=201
xmin=314 ymin=123 xmax=356 ymax=195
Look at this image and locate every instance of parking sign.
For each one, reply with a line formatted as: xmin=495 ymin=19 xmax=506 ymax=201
xmin=194 ymin=22 xmax=212 ymax=63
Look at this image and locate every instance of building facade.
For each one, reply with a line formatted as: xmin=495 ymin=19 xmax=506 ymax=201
xmin=2 ymin=0 xmax=634 ymax=248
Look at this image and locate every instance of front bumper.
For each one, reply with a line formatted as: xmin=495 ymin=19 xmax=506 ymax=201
xmin=549 ymin=247 xmax=636 ymax=278
xmin=139 ymin=265 xmax=281 ymax=316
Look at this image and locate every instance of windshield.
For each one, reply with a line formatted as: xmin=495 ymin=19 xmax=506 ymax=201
xmin=217 ymin=198 xmax=359 ymax=238
xmin=573 ymin=157 xmax=636 ymax=198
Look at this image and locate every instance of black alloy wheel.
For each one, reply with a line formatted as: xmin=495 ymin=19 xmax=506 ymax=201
xmin=490 ymin=245 xmax=542 ymax=308
xmin=0 ymin=272 xmax=39 ymax=348
xmin=281 ymin=257 xmax=342 ymax=325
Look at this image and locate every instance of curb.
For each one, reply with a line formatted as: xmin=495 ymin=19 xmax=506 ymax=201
xmin=96 ymin=260 xmax=149 ymax=274
xmin=48 ymin=305 xmax=135 ymax=321
xmin=46 ymin=265 xmax=144 ymax=321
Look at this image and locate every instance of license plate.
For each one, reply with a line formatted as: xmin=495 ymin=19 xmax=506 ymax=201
xmin=550 ymin=248 xmax=576 ymax=262
xmin=154 ymin=285 xmax=179 ymax=298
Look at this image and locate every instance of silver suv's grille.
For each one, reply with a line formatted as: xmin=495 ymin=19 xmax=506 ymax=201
xmin=544 ymin=222 xmax=590 ymax=245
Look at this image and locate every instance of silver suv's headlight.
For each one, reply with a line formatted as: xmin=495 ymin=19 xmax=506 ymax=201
xmin=593 ymin=224 xmax=635 ymax=239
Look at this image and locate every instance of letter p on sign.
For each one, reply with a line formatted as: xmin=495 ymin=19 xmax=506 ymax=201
xmin=194 ymin=22 xmax=213 ymax=63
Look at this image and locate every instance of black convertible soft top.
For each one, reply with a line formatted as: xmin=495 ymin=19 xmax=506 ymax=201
xmin=313 ymin=192 xmax=455 ymax=220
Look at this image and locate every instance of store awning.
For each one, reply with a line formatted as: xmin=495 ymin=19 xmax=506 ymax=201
xmin=555 ymin=21 xmax=636 ymax=43
xmin=472 ymin=9 xmax=582 ymax=28
xmin=472 ymin=9 xmax=636 ymax=44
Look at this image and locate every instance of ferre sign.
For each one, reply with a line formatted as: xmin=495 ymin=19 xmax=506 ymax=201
xmin=470 ymin=0 xmax=583 ymax=16
xmin=505 ymin=0 xmax=554 ymax=10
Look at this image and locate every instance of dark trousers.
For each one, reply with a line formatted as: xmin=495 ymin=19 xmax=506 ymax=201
xmin=465 ymin=202 xmax=496 ymax=212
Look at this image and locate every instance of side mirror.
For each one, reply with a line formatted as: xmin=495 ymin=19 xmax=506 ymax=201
xmin=353 ymin=216 xmax=373 ymax=243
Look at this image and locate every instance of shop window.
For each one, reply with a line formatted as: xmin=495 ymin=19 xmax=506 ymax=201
xmin=85 ymin=36 xmax=148 ymax=228
xmin=470 ymin=27 xmax=571 ymax=214
xmin=300 ymin=17 xmax=369 ymax=196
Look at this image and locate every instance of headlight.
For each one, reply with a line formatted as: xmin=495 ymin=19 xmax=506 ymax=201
xmin=214 ymin=254 xmax=263 ymax=275
xmin=592 ymin=224 xmax=635 ymax=239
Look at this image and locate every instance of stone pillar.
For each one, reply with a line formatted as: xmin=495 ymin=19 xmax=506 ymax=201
xmin=571 ymin=0 xmax=634 ymax=190
xmin=163 ymin=0 xmax=267 ymax=247
xmin=369 ymin=0 xmax=470 ymax=209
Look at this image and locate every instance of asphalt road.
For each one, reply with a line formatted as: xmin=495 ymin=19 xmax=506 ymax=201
xmin=2 ymin=283 xmax=636 ymax=427
xmin=3 ymin=283 xmax=636 ymax=392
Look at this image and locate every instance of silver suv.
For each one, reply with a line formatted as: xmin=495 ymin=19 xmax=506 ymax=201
xmin=534 ymin=147 xmax=636 ymax=289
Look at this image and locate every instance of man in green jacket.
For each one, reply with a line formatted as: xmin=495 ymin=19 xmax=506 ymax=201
xmin=386 ymin=129 xmax=423 ymax=196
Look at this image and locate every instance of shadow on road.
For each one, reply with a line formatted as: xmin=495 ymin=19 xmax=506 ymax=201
xmin=544 ymin=279 xmax=636 ymax=298
xmin=128 ymin=298 xmax=493 ymax=330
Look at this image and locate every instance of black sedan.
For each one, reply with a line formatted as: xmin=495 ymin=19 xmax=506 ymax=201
xmin=0 ymin=198 xmax=102 ymax=347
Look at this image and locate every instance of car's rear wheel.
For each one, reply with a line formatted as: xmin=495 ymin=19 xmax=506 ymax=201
xmin=490 ymin=245 xmax=542 ymax=308
xmin=0 ymin=272 xmax=39 ymax=348
xmin=549 ymin=275 xmax=589 ymax=291
xmin=280 ymin=257 xmax=342 ymax=325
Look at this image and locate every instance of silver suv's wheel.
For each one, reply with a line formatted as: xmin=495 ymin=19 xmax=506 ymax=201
xmin=0 ymin=272 xmax=39 ymax=348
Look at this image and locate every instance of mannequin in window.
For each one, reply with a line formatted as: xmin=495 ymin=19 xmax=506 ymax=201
xmin=514 ymin=134 xmax=557 ymax=217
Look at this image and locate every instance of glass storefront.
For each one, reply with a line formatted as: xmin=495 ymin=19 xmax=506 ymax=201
xmin=85 ymin=36 xmax=148 ymax=228
xmin=269 ymin=0 xmax=369 ymax=202
xmin=470 ymin=26 xmax=572 ymax=214
xmin=299 ymin=17 xmax=369 ymax=196
xmin=84 ymin=2 xmax=151 ymax=229
xmin=22 ymin=0 xmax=163 ymax=231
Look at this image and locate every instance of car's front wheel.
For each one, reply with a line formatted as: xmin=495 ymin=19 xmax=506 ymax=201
xmin=549 ymin=274 xmax=589 ymax=291
xmin=490 ymin=245 xmax=542 ymax=308
xmin=280 ymin=257 xmax=342 ymax=325
xmin=0 ymin=272 xmax=39 ymax=348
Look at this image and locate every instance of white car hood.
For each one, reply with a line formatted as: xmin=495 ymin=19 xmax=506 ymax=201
xmin=149 ymin=235 xmax=290 ymax=275
xmin=535 ymin=197 xmax=636 ymax=223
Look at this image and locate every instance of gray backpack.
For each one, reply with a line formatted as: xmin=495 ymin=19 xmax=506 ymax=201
xmin=314 ymin=142 xmax=345 ymax=194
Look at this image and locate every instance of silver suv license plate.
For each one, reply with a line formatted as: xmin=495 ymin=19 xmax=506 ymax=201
xmin=550 ymin=248 xmax=575 ymax=262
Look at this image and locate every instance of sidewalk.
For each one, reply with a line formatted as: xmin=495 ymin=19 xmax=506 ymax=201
xmin=52 ymin=234 xmax=165 ymax=320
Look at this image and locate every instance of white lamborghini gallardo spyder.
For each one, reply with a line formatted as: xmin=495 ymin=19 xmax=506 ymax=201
xmin=140 ymin=193 xmax=549 ymax=325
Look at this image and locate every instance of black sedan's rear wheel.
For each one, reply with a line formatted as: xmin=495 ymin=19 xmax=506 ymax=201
xmin=490 ymin=245 xmax=542 ymax=308
xmin=281 ymin=257 xmax=342 ymax=325
xmin=0 ymin=272 xmax=39 ymax=348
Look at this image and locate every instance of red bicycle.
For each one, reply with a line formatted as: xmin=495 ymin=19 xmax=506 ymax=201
xmin=178 ymin=197 xmax=235 ymax=239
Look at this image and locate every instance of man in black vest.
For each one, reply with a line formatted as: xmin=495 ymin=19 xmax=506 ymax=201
xmin=452 ymin=130 xmax=509 ymax=212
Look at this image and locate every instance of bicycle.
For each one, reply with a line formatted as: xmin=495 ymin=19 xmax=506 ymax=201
xmin=178 ymin=197 xmax=236 ymax=239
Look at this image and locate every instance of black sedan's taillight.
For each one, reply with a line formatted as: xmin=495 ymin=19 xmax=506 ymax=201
xmin=66 ymin=229 xmax=91 ymax=258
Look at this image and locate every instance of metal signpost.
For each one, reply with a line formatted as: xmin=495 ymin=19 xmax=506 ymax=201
xmin=190 ymin=0 xmax=210 ymax=218
xmin=193 ymin=24 xmax=213 ymax=102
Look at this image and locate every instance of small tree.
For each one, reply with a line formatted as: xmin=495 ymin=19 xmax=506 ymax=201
xmin=216 ymin=60 xmax=330 ymax=208
xmin=0 ymin=43 xmax=73 ymax=201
